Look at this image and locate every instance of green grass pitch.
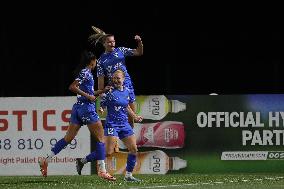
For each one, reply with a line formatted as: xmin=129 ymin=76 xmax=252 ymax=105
xmin=1 ymin=173 xmax=284 ymax=189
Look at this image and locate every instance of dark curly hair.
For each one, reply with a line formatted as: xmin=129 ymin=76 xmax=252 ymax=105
xmin=73 ymin=50 xmax=96 ymax=77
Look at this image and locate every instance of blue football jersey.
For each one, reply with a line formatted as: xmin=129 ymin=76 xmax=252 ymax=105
xmin=100 ymin=87 xmax=131 ymax=124
xmin=97 ymin=47 xmax=134 ymax=89
xmin=75 ymin=68 xmax=95 ymax=103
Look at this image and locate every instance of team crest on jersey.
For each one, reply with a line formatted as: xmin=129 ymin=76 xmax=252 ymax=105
xmin=114 ymin=52 xmax=119 ymax=57
xmin=114 ymin=106 xmax=122 ymax=111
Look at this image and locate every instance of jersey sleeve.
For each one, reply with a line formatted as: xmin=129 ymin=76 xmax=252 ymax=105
xmin=96 ymin=58 xmax=105 ymax=77
xmin=100 ymin=92 xmax=108 ymax=108
xmin=118 ymin=47 xmax=134 ymax=57
xmin=75 ymin=69 xmax=88 ymax=84
xmin=126 ymin=87 xmax=135 ymax=103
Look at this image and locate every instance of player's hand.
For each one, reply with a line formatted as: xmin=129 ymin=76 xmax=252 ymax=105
xmin=134 ymin=35 xmax=142 ymax=42
xmin=103 ymin=86 xmax=112 ymax=93
xmin=134 ymin=115 xmax=143 ymax=122
xmin=87 ymin=95 xmax=97 ymax=102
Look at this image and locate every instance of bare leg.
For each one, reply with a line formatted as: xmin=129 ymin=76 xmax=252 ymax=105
xmin=39 ymin=123 xmax=80 ymax=177
xmin=121 ymin=135 xmax=141 ymax=182
xmin=105 ymin=136 xmax=116 ymax=156
xmin=64 ymin=124 xmax=81 ymax=142
xmin=121 ymin=135 xmax=137 ymax=154
xmin=86 ymin=121 xmax=116 ymax=181
xmin=87 ymin=120 xmax=105 ymax=143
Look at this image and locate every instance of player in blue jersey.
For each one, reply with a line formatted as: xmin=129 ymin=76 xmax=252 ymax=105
xmin=95 ymin=32 xmax=143 ymax=151
xmin=38 ymin=51 xmax=116 ymax=181
xmin=96 ymin=33 xmax=143 ymax=126
xmin=76 ymin=69 xmax=143 ymax=182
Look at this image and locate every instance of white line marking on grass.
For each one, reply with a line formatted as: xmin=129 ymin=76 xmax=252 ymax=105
xmin=265 ymin=177 xmax=276 ymax=180
xmin=214 ymin=181 xmax=224 ymax=184
xmin=130 ymin=182 xmax=220 ymax=189
xmin=130 ymin=184 xmax=197 ymax=189
xmin=201 ymin=182 xmax=211 ymax=185
xmin=130 ymin=176 xmax=284 ymax=189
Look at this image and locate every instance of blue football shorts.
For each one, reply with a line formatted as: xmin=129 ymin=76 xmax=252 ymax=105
xmin=70 ymin=102 xmax=100 ymax=126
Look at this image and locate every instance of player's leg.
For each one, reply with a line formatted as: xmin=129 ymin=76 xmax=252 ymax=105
xmin=75 ymin=103 xmax=115 ymax=180
xmin=87 ymin=121 xmax=116 ymax=180
xmin=76 ymin=120 xmax=104 ymax=175
xmin=76 ymin=126 xmax=117 ymax=176
xmin=120 ymin=123 xmax=141 ymax=182
xmin=39 ymin=123 xmax=80 ymax=177
xmin=121 ymin=135 xmax=141 ymax=182
xmin=78 ymin=136 xmax=117 ymax=176
xmin=105 ymin=136 xmax=117 ymax=156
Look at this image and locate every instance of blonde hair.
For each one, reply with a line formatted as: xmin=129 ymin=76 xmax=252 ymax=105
xmin=113 ymin=69 xmax=125 ymax=78
xmin=88 ymin=26 xmax=114 ymax=46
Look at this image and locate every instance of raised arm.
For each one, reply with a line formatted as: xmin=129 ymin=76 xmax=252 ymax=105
xmin=133 ymin=35 xmax=143 ymax=56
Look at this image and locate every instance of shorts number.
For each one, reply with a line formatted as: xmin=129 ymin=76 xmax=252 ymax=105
xmin=107 ymin=128 xmax=114 ymax=135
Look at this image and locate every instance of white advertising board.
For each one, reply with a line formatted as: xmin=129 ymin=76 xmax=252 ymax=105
xmin=0 ymin=97 xmax=91 ymax=175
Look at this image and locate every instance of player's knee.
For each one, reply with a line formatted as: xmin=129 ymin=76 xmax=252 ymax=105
xmin=106 ymin=148 xmax=114 ymax=157
xmin=128 ymin=145 xmax=138 ymax=154
xmin=106 ymin=145 xmax=115 ymax=156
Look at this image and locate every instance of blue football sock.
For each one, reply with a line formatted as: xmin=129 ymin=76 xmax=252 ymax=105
xmin=51 ymin=138 xmax=68 ymax=155
xmin=86 ymin=142 xmax=105 ymax=162
xmin=126 ymin=153 xmax=136 ymax=172
xmin=95 ymin=142 xmax=105 ymax=160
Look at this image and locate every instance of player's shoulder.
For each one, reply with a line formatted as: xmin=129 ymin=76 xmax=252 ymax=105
xmin=97 ymin=55 xmax=103 ymax=61
xmin=117 ymin=47 xmax=128 ymax=51
xmin=124 ymin=86 xmax=131 ymax=92
xmin=98 ymin=53 xmax=108 ymax=61
xmin=106 ymin=87 xmax=115 ymax=95
xmin=80 ymin=68 xmax=89 ymax=74
xmin=77 ymin=68 xmax=90 ymax=79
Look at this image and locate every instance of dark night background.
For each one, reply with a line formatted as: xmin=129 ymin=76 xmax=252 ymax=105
xmin=1 ymin=2 xmax=283 ymax=97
